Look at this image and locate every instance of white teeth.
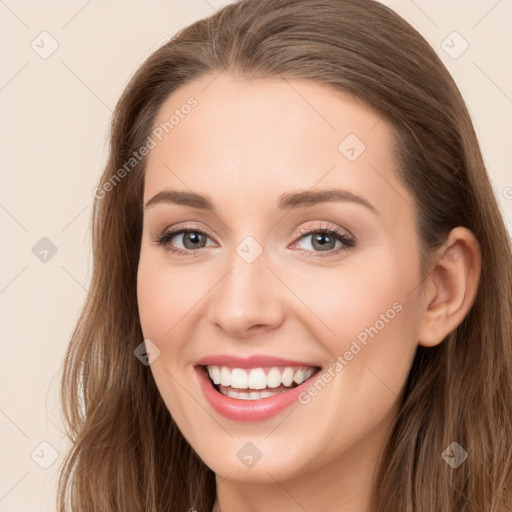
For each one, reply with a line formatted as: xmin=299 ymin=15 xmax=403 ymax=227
xmin=220 ymin=366 xmax=231 ymax=386
xmin=225 ymin=389 xmax=239 ymax=399
xmin=282 ymin=367 xmax=294 ymax=387
xmin=303 ymin=367 xmax=315 ymax=381
xmin=293 ymin=368 xmax=304 ymax=385
xmin=205 ymin=364 xmax=317 ymax=390
xmin=219 ymin=387 xmax=284 ymax=400
xmin=248 ymin=368 xmax=267 ymax=390
xmin=266 ymin=367 xmax=282 ymax=388
xmin=231 ymin=368 xmax=248 ymax=389
xmin=208 ymin=366 xmax=221 ymax=385
xmin=294 ymin=367 xmax=314 ymax=384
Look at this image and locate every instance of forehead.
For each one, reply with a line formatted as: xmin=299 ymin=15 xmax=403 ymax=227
xmin=149 ymin=74 xmax=385 ymax=161
xmin=143 ymin=74 xmax=412 ymax=222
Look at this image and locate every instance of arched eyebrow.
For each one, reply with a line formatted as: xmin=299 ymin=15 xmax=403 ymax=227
xmin=144 ymin=188 xmax=379 ymax=215
xmin=144 ymin=190 xmax=214 ymax=210
xmin=278 ymin=189 xmax=378 ymax=215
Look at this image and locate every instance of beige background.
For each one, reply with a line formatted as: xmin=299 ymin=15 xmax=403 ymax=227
xmin=1 ymin=0 xmax=510 ymax=510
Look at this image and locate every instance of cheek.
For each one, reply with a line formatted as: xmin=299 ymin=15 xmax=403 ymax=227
xmin=137 ymin=264 xmax=171 ymax=342
xmin=283 ymin=256 xmax=418 ymax=354
xmin=287 ymin=250 xmax=421 ymax=416
xmin=136 ymin=256 xmax=205 ymax=432
xmin=136 ymin=254 xmax=208 ymax=342
xmin=311 ymin=257 xmax=421 ymax=416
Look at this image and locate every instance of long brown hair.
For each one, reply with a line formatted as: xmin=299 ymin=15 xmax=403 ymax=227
xmin=57 ymin=0 xmax=512 ymax=510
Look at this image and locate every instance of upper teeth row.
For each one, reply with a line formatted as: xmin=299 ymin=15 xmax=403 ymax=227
xmin=206 ymin=365 xmax=316 ymax=390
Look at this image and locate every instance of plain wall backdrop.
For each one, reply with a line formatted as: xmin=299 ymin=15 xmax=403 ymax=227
xmin=1 ymin=0 xmax=511 ymax=510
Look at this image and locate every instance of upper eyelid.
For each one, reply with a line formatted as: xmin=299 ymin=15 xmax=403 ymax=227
xmin=160 ymin=223 xmax=347 ymax=236
xmin=294 ymin=222 xmax=353 ymax=238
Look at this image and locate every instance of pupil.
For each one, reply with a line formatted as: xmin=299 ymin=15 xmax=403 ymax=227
xmin=313 ymin=233 xmax=334 ymax=251
xmin=185 ymin=232 xmax=204 ymax=248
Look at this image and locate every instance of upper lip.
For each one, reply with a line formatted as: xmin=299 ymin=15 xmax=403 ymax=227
xmin=195 ymin=354 xmax=320 ymax=369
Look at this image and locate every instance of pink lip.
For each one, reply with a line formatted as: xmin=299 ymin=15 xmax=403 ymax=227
xmin=194 ymin=364 xmax=320 ymax=422
xmin=195 ymin=354 xmax=317 ymax=368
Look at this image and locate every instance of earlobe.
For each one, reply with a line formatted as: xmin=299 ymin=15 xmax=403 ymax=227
xmin=417 ymin=227 xmax=481 ymax=348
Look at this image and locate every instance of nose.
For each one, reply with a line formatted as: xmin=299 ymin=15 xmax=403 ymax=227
xmin=207 ymin=246 xmax=285 ymax=338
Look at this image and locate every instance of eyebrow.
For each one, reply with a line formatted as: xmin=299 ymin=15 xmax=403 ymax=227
xmin=144 ymin=188 xmax=378 ymax=215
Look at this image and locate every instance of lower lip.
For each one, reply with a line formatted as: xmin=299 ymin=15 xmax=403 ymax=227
xmin=195 ymin=366 xmax=316 ymax=422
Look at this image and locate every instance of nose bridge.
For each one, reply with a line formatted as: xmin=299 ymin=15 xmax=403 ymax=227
xmin=208 ymin=237 xmax=284 ymax=335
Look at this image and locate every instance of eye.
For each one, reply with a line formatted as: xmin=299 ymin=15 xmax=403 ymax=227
xmin=155 ymin=226 xmax=216 ymax=256
xmin=154 ymin=223 xmax=356 ymax=258
xmin=291 ymin=224 xmax=356 ymax=257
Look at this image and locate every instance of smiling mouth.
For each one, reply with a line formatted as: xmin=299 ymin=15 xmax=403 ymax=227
xmin=201 ymin=364 xmax=321 ymax=400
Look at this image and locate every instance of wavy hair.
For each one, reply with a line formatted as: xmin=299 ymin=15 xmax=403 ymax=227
xmin=57 ymin=0 xmax=512 ymax=510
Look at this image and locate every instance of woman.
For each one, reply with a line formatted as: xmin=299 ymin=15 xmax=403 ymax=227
xmin=57 ymin=0 xmax=512 ymax=510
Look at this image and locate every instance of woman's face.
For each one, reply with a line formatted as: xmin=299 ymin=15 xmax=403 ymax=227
xmin=137 ymin=74 xmax=424 ymax=483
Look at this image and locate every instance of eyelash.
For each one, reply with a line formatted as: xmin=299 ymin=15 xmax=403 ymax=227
xmin=154 ymin=223 xmax=356 ymax=259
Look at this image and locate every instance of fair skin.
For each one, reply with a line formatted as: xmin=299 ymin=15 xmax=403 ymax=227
xmin=136 ymin=74 xmax=481 ymax=512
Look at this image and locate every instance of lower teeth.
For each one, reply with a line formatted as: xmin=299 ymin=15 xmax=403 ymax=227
xmin=217 ymin=384 xmax=293 ymax=400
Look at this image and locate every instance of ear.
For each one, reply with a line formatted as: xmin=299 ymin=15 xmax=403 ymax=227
xmin=417 ymin=226 xmax=481 ymax=348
